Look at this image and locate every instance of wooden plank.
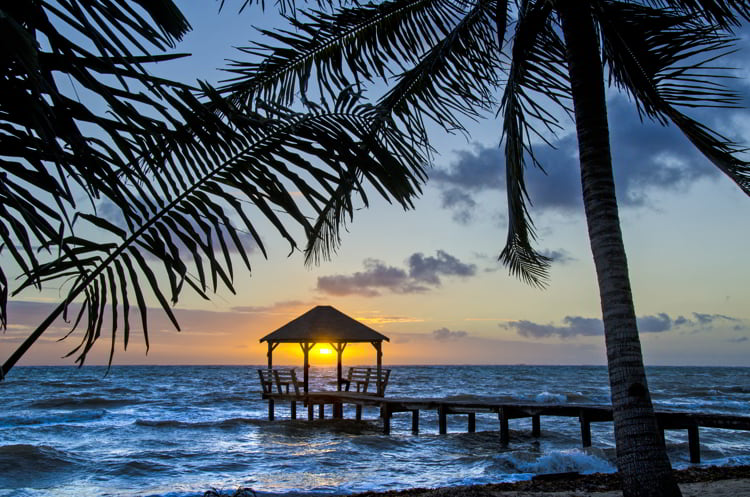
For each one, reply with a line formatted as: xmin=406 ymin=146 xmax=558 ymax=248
xmin=468 ymin=413 xmax=476 ymax=433
xmin=291 ymin=401 xmax=296 ymax=420
xmin=439 ymin=405 xmax=447 ymax=435
xmin=532 ymin=414 xmax=541 ymax=437
xmin=412 ymin=410 xmax=419 ymax=434
xmin=268 ymin=398 xmax=275 ymax=421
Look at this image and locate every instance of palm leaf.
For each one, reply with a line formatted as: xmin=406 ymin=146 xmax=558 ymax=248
xmin=498 ymin=0 xmax=567 ymax=288
xmin=598 ymin=2 xmax=750 ymax=194
xmin=3 ymin=92 xmax=426 ymax=373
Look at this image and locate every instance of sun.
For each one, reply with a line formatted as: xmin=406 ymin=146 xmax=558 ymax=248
xmin=318 ymin=347 xmax=332 ymax=355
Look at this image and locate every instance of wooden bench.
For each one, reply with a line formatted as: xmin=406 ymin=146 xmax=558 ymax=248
xmin=258 ymin=368 xmax=301 ymax=396
xmin=340 ymin=367 xmax=391 ymax=395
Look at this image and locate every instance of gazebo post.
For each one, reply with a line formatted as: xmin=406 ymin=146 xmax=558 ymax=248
xmin=300 ymin=342 xmax=315 ymax=394
xmin=332 ymin=343 xmax=347 ymax=391
xmin=373 ymin=341 xmax=383 ymax=395
xmin=267 ymin=342 xmax=278 ymax=369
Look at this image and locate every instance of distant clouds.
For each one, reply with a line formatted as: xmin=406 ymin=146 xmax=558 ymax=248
xmin=317 ymin=251 xmax=477 ymax=297
xmin=432 ymin=95 xmax=723 ymax=224
xmin=432 ymin=327 xmax=469 ymax=341
xmin=503 ymin=312 xmax=747 ymax=339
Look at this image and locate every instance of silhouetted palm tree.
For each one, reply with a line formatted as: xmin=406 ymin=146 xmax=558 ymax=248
xmin=219 ymin=1 xmax=750 ymax=495
xmin=1 ymin=1 xmax=426 ymax=373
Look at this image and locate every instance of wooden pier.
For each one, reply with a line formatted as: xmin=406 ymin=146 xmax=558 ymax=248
xmin=262 ymin=391 xmax=750 ymax=464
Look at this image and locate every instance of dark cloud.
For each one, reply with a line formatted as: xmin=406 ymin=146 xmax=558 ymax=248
xmin=316 ymin=251 xmax=476 ymax=297
xmin=539 ymin=249 xmax=575 ymax=265
xmin=503 ymin=312 xmax=721 ymax=339
xmin=440 ymin=188 xmax=477 ymax=224
xmin=693 ymin=313 xmax=738 ymax=325
xmin=408 ymin=251 xmax=476 ymax=285
xmin=432 ymin=94 xmax=724 ymax=223
xmin=432 ymin=327 xmax=469 ymax=341
xmin=637 ymin=313 xmax=673 ymax=333
xmin=317 ymin=259 xmax=412 ymax=297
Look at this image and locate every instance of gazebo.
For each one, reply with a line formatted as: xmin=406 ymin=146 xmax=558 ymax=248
xmin=259 ymin=305 xmax=390 ymax=394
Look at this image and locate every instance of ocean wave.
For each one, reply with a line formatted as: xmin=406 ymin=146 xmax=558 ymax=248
xmin=0 ymin=409 xmax=106 ymax=428
xmin=486 ymin=448 xmax=616 ymax=477
xmin=30 ymin=396 xmax=140 ymax=409
xmin=0 ymin=444 xmax=84 ymax=488
xmin=135 ymin=417 xmax=266 ymax=429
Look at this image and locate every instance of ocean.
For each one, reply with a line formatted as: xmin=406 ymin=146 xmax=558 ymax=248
xmin=1 ymin=365 xmax=749 ymax=497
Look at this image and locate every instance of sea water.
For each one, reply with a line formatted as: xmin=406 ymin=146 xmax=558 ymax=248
xmin=1 ymin=365 xmax=749 ymax=497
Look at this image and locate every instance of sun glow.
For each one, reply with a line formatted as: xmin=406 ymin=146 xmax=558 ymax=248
xmin=318 ymin=347 xmax=332 ymax=355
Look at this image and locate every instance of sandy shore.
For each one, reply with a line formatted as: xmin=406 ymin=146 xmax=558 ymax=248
xmin=348 ymin=465 xmax=750 ymax=497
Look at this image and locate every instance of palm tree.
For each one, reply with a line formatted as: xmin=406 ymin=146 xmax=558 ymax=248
xmin=219 ymin=1 xmax=750 ymax=496
xmin=1 ymin=0 xmax=427 ymax=375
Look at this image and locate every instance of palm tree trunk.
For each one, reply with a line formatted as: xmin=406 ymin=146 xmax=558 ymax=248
xmin=556 ymin=2 xmax=681 ymax=496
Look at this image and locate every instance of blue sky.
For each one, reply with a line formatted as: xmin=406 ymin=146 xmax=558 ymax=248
xmin=3 ymin=3 xmax=749 ymax=368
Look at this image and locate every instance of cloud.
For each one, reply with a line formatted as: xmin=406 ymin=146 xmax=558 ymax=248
xmin=539 ymin=249 xmax=575 ymax=265
xmin=408 ymin=250 xmax=477 ymax=285
xmin=728 ymin=336 xmax=748 ymax=343
xmin=432 ymin=94 xmax=724 ymax=223
xmin=502 ymin=312 xmax=724 ymax=339
xmin=440 ymin=188 xmax=478 ymax=224
xmin=317 ymin=259 xmax=415 ymax=297
xmin=316 ymin=251 xmax=476 ymax=297
xmin=432 ymin=327 xmax=469 ymax=341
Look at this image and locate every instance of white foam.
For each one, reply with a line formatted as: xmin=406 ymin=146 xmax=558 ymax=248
xmin=518 ymin=449 xmax=616 ymax=475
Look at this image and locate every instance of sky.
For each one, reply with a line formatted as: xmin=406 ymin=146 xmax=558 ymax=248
xmin=3 ymin=3 xmax=750 ymax=369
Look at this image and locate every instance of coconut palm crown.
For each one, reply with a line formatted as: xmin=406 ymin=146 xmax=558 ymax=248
xmin=216 ymin=1 xmax=750 ymax=496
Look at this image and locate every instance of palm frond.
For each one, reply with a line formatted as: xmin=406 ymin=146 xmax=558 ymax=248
xmin=3 ymin=91 xmax=426 ymax=374
xmin=644 ymin=0 xmax=750 ymax=28
xmin=598 ymin=2 xmax=750 ymax=195
xmin=218 ymin=0 xmax=464 ymax=108
xmin=498 ymin=0 xmax=567 ymax=288
xmin=303 ymin=0 xmax=499 ymax=264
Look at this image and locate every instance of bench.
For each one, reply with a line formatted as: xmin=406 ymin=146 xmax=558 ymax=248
xmin=340 ymin=367 xmax=391 ymax=395
xmin=258 ymin=368 xmax=301 ymax=396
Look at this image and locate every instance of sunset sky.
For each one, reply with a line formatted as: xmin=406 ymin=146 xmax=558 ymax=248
xmin=3 ymin=4 xmax=750 ymax=369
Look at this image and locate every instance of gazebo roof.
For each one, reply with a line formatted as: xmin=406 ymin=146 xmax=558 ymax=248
xmin=260 ymin=305 xmax=389 ymax=344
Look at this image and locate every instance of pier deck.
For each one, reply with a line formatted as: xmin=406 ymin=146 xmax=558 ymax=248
xmin=262 ymin=391 xmax=750 ymax=464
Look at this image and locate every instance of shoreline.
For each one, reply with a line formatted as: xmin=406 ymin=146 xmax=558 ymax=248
xmin=346 ymin=465 xmax=750 ymax=497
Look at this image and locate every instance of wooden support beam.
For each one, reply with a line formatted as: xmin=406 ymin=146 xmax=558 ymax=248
xmin=532 ymin=415 xmax=540 ymax=437
xmin=268 ymin=398 xmax=275 ymax=421
xmin=439 ymin=405 xmax=447 ymax=434
xmin=412 ymin=410 xmax=420 ymax=434
xmin=356 ymin=404 xmax=363 ymax=421
xmin=308 ymin=402 xmax=314 ymax=421
xmin=383 ymin=406 xmax=391 ymax=435
xmin=580 ymin=412 xmax=591 ymax=447
xmin=319 ymin=404 xmax=325 ymax=419
xmin=498 ymin=408 xmax=509 ymax=445
xmin=291 ymin=401 xmax=296 ymax=420
xmin=468 ymin=413 xmax=476 ymax=433
xmin=688 ymin=426 xmax=700 ymax=463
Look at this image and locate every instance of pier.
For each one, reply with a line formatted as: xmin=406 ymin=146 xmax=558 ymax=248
xmin=261 ymin=390 xmax=750 ymax=464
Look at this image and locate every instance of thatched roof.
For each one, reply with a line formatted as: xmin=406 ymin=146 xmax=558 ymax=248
xmin=260 ymin=305 xmax=389 ymax=343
